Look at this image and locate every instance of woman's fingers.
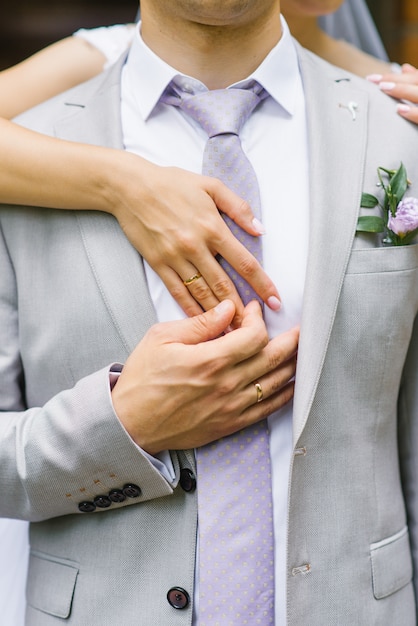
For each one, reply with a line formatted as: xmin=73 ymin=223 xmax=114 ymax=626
xmin=111 ymin=159 xmax=281 ymax=317
xmin=207 ymin=176 xmax=266 ymax=236
xmin=214 ymin=224 xmax=281 ymax=311
xmin=157 ymin=259 xmax=245 ymax=321
xmin=154 ymin=223 xmax=280 ymax=323
xmin=396 ymin=103 xmax=418 ymax=125
xmin=183 ymin=270 xmax=241 ymax=320
xmin=367 ymin=69 xmax=418 ymax=125
xmin=379 ymin=81 xmax=418 ymax=104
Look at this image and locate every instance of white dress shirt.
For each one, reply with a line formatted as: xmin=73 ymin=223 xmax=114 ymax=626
xmin=121 ymin=18 xmax=309 ymax=624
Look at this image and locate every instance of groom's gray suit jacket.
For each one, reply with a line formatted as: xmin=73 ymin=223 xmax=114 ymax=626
xmin=0 ymin=44 xmax=417 ymax=625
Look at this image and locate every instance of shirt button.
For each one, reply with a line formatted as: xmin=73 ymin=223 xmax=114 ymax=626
xmin=179 ymin=468 xmax=196 ymax=493
xmin=167 ymin=587 xmax=190 ymax=610
xmin=94 ymin=495 xmax=112 ymax=508
xmin=78 ymin=501 xmax=96 ymax=513
xmin=122 ymin=484 xmax=142 ymax=498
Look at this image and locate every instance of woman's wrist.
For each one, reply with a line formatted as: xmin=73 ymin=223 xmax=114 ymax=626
xmin=97 ymin=148 xmax=159 ymax=221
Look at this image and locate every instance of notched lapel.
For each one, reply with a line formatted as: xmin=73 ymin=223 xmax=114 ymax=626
xmin=293 ymin=46 xmax=369 ymax=444
xmin=53 ymin=57 xmax=126 ymax=148
xmin=54 ymin=57 xmax=157 ymax=353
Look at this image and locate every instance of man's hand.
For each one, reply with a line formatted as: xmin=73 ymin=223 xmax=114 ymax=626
xmin=112 ymin=299 xmax=298 ymax=455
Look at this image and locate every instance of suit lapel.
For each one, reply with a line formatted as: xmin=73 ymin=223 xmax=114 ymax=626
xmin=292 ymin=46 xmax=369 ymax=444
xmin=54 ymin=58 xmax=157 ymax=353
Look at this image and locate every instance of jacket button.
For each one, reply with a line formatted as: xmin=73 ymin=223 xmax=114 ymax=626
xmin=167 ymin=587 xmax=190 ymax=610
xmin=78 ymin=501 xmax=96 ymax=513
xmin=122 ymin=484 xmax=142 ymax=498
xmin=179 ymin=468 xmax=196 ymax=493
xmin=94 ymin=495 xmax=112 ymax=508
xmin=108 ymin=489 xmax=127 ymax=503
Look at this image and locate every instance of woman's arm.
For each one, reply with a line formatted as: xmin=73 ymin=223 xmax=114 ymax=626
xmin=0 ymin=37 xmax=107 ymax=119
xmin=0 ymin=117 xmax=280 ymax=320
xmin=0 ymin=25 xmax=281 ymax=320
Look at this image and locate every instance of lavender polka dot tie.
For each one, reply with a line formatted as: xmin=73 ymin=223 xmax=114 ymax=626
xmin=163 ymin=83 xmax=274 ymax=624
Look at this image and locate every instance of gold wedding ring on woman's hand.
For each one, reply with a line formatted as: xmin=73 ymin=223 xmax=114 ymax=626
xmin=183 ymin=272 xmax=202 ymax=286
xmin=254 ymin=382 xmax=263 ymax=403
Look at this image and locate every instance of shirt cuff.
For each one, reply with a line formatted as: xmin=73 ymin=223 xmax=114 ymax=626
xmin=108 ymin=364 xmax=176 ymax=483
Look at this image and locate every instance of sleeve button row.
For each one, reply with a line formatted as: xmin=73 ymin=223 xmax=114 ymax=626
xmin=78 ymin=484 xmax=141 ymax=513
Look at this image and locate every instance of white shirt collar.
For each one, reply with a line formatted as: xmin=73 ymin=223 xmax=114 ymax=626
xmin=125 ymin=16 xmax=300 ymax=121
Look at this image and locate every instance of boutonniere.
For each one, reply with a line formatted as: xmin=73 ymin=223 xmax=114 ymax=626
xmin=357 ymin=163 xmax=418 ymax=245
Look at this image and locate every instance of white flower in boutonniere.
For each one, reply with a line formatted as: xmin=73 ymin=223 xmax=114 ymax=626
xmin=357 ymin=163 xmax=418 ymax=245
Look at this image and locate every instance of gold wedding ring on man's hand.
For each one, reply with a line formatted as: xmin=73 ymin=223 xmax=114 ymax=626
xmin=183 ymin=272 xmax=202 ymax=286
xmin=254 ymin=382 xmax=263 ymax=403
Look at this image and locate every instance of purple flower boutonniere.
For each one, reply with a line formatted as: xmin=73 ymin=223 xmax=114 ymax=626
xmin=357 ymin=163 xmax=418 ymax=245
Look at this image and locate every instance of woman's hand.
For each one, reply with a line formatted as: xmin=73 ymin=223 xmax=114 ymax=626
xmin=367 ymin=64 xmax=418 ymax=125
xmin=0 ymin=121 xmax=280 ymax=326
xmin=106 ymin=151 xmax=281 ymax=325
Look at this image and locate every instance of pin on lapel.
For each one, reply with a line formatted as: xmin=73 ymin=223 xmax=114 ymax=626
xmin=338 ymin=101 xmax=359 ymax=121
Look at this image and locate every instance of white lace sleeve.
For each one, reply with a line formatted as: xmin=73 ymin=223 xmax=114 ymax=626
xmin=73 ymin=24 xmax=136 ymax=69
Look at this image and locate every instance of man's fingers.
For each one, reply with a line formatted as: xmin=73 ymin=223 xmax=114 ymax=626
xmin=234 ymin=380 xmax=296 ymax=434
xmin=238 ymin=324 xmax=299 ymax=384
xmin=153 ymin=299 xmax=237 ymax=346
xmin=244 ymin=355 xmax=297 ymax=409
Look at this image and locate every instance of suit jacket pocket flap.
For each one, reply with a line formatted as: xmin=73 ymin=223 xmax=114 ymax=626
xmin=27 ymin=552 xmax=79 ymax=618
xmin=370 ymin=526 xmax=412 ymax=599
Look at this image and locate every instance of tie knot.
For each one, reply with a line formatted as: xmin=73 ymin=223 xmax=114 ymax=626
xmin=164 ymin=84 xmax=266 ymax=138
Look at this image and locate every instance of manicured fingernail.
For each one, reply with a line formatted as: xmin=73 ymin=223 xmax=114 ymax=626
xmin=397 ymin=104 xmax=411 ymax=113
xmin=252 ymin=217 xmax=266 ymax=235
xmin=366 ymin=74 xmax=382 ymax=83
xmin=267 ymin=295 xmax=281 ymax=311
xmin=379 ymin=81 xmax=396 ymax=91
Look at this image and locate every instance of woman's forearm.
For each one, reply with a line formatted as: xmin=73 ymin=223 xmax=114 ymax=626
xmin=0 ymin=117 xmax=280 ymax=318
xmin=0 ymin=117 xmax=124 ymax=211
xmin=0 ymin=37 xmax=106 ymax=120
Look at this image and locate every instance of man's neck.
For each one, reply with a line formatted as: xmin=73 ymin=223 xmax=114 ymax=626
xmin=140 ymin=2 xmax=282 ymax=89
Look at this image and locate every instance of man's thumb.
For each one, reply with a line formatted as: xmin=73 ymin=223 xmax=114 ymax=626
xmin=176 ymin=299 xmax=235 ymax=345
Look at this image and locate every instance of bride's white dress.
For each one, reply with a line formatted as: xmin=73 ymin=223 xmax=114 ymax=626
xmin=0 ymin=519 xmax=28 ymax=625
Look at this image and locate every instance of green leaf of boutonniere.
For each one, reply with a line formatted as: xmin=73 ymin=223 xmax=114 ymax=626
xmin=387 ymin=162 xmax=408 ymax=205
xmin=360 ymin=193 xmax=379 ymax=208
xmin=356 ymin=215 xmax=385 ymax=233
xmin=358 ymin=163 xmax=417 ymax=245
xmin=379 ymin=163 xmax=408 ymax=215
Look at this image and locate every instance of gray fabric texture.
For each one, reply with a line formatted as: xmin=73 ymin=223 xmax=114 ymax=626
xmin=0 ymin=46 xmax=416 ymax=624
